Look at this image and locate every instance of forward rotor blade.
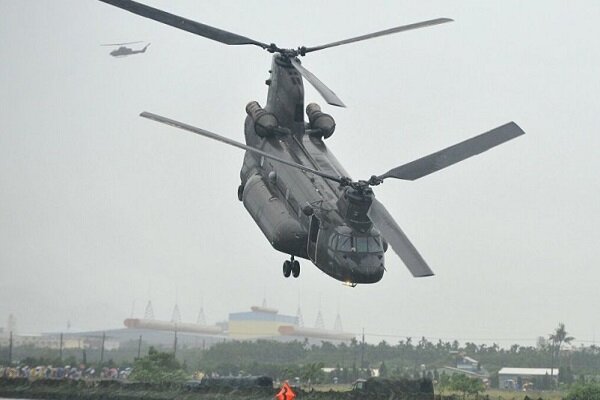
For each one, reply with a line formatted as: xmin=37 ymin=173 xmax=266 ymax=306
xmin=378 ymin=121 xmax=525 ymax=181
xmin=140 ymin=112 xmax=344 ymax=184
xmin=303 ymin=18 xmax=453 ymax=54
xmin=98 ymin=0 xmax=269 ymax=48
xmin=290 ymin=58 xmax=345 ymax=107
xmin=368 ymin=199 xmax=434 ymax=277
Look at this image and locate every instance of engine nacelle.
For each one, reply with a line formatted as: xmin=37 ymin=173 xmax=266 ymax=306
xmin=246 ymin=101 xmax=278 ymax=137
xmin=306 ymin=103 xmax=335 ymax=139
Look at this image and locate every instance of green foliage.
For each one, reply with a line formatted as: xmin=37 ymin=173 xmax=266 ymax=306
xmin=301 ymin=362 xmax=325 ymax=389
xmin=129 ymin=347 xmax=188 ymax=384
xmin=20 ymin=355 xmax=64 ymax=367
xmin=7 ymin=325 xmax=600 ymax=386
xmin=549 ymin=322 xmax=575 ymax=381
xmin=566 ymin=382 xmax=600 ymax=400
xmin=437 ymin=372 xmax=450 ymax=394
xmin=560 ymin=365 xmax=575 ymax=384
xmin=194 ymin=337 xmax=600 ymax=384
xmin=201 ymin=340 xmax=307 ymax=368
xmin=550 ymin=323 xmax=575 ymax=353
xmin=379 ymin=361 xmax=388 ymax=378
xmin=448 ymin=374 xmax=485 ymax=399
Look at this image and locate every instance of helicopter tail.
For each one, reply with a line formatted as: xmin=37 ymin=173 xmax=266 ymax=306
xmin=142 ymin=43 xmax=151 ymax=52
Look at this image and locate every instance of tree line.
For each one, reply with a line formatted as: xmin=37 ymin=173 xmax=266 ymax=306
xmin=3 ymin=324 xmax=600 ymax=386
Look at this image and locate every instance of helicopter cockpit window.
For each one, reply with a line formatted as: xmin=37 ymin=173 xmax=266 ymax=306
xmin=328 ymin=233 xmax=338 ymax=249
xmin=335 ymin=234 xmax=383 ymax=253
xmin=368 ymin=236 xmax=382 ymax=253
xmin=355 ymin=237 xmax=368 ymax=253
xmin=337 ymin=235 xmax=352 ymax=252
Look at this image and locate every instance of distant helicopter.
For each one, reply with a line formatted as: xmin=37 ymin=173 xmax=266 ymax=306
xmin=98 ymin=0 xmax=525 ymax=286
xmin=101 ymin=41 xmax=150 ymax=57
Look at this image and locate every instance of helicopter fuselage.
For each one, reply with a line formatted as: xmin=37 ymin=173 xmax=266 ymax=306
xmin=109 ymin=44 xmax=149 ymax=57
xmin=240 ymin=55 xmax=385 ymax=284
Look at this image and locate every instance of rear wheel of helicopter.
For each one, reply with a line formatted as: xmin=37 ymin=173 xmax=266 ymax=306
xmin=283 ymin=260 xmax=292 ymax=278
xmin=292 ymin=260 xmax=300 ymax=278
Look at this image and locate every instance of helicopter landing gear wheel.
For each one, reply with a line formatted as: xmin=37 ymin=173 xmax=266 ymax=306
xmin=292 ymin=260 xmax=300 ymax=278
xmin=283 ymin=260 xmax=292 ymax=278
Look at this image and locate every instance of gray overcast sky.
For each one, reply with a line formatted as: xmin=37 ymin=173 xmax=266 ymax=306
xmin=1 ymin=0 xmax=599 ymax=346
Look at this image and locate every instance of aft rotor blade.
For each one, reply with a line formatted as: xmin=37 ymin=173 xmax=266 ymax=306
xmin=290 ymin=58 xmax=345 ymax=107
xmin=140 ymin=112 xmax=344 ymax=184
xmin=98 ymin=0 xmax=269 ymax=48
xmin=378 ymin=121 xmax=525 ymax=181
xmin=368 ymin=199 xmax=434 ymax=277
xmin=303 ymin=18 xmax=453 ymax=54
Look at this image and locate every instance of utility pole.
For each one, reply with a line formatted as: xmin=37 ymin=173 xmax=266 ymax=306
xmin=352 ymin=335 xmax=357 ymax=380
xmin=100 ymin=332 xmax=105 ymax=364
xmin=360 ymin=328 xmax=365 ymax=371
xmin=549 ymin=337 xmax=557 ymax=388
xmin=137 ymin=335 xmax=142 ymax=359
xmin=8 ymin=331 xmax=13 ymax=365
xmin=59 ymin=333 xmax=63 ymax=361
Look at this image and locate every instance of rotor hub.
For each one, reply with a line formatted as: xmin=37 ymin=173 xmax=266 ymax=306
xmin=339 ymin=176 xmax=382 ymax=193
xmin=266 ymin=44 xmax=308 ymax=58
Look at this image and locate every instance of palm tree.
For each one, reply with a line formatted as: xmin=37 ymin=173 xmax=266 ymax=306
xmin=549 ymin=323 xmax=575 ymax=381
xmin=301 ymin=362 xmax=324 ymax=390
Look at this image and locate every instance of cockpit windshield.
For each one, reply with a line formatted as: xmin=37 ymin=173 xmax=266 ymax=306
xmin=337 ymin=235 xmax=352 ymax=252
xmin=335 ymin=233 xmax=382 ymax=253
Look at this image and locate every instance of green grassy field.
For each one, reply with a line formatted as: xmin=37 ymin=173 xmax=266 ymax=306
xmin=312 ymin=384 xmax=566 ymax=400
xmin=482 ymin=389 xmax=564 ymax=400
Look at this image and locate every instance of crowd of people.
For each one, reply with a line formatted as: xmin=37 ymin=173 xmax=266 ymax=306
xmin=0 ymin=365 xmax=132 ymax=380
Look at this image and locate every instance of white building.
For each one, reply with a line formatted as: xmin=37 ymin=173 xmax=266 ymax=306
xmin=498 ymin=367 xmax=557 ymax=390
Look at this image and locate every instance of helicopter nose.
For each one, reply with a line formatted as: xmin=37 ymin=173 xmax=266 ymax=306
xmin=359 ymin=262 xmax=385 ymax=283
xmin=340 ymin=253 xmax=385 ymax=283
xmin=352 ymin=265 xmax=384 ymax=284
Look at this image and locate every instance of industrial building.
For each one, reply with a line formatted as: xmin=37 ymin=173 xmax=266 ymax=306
xmin=2 ymin=302 xmax=355 ymax=351
xmin=498 ymin=367 xmax=557 ymax=390
xmin=228 ymin=306 xmax=297 ymax=339
xmin=227 ymin=305 xmax=354 ymax=343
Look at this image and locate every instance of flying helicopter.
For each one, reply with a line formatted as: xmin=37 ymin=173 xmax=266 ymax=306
xmin=101 ymin=41 xmax=150 ymax=57
xmin=98 ymin=0 xmax=525 ymax=286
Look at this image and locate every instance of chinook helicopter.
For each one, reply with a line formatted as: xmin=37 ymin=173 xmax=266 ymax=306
xmin=98 ymin=0 xmax=525 ymax=286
